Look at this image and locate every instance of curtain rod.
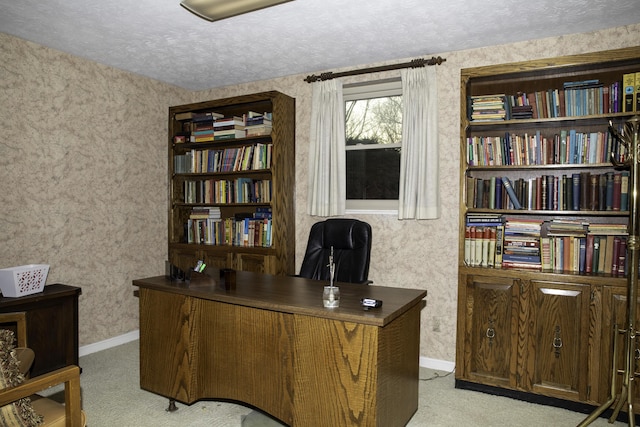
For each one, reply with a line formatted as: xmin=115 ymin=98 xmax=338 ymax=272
xmin=304 ymin=56 xmax=446 ymax=83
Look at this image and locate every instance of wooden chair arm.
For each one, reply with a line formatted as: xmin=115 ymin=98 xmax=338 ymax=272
xmin=0 ymin=312 xmax=28 ymax=348
xmin=0 ymin=365 xmax=82 ymax=426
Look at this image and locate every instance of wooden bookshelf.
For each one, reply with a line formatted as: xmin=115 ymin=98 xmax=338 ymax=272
xmin=455 ymin=47 xmax=640 ymax=414
xmin=168 ymin=91 xmax=295 ymax=276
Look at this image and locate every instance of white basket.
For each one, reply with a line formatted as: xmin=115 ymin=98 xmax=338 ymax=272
xmin=0 ymin=264 xmax=49 ymax=297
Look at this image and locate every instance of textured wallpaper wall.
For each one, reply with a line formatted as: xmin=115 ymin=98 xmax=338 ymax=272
xmin=0 ymin=33 xmax=190 ymax=345
xmin=1 ymin=24 xmax=638 ymax=364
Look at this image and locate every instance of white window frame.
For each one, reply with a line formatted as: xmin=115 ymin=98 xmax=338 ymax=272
xmin=343 ymin=78 xmax=402 ymax=215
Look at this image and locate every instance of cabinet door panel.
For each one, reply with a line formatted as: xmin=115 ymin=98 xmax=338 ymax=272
xmin=528 ymin=280 xmax=589 ymax=401
xmin=464 ymin=275 xmax=519 ymax=388
xmin=601 ymin=286 xmax=640 ymax=407
xmin=202 ymin=250 xmax=233 ymax=270
xmin=236 ymin=253 xmax=272 ymax=274
xmin=170 ymin=247 xmax=201 ymax=272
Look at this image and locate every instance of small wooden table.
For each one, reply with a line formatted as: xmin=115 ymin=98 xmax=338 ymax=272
xmin=134 ymin=272 xmax=426 ymax=427
xmin=0 ymin=284 xmax=81 ymax=376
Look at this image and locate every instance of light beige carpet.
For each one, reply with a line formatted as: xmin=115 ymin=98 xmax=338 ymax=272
xmin=44 ymin=340 xmax=627 ymax=426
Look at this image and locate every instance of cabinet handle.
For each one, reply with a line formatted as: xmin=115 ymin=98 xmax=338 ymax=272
xmin=553 ymin=326 xmax=562 ymax=358
xmin=486 ymin=327 xmax=495 ymax=339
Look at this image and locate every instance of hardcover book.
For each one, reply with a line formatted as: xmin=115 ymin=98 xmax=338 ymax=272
xmin=623 ymin=73 xmax=636 ymax=113
xmin=502 ymin=177 xmax=522 ymax=210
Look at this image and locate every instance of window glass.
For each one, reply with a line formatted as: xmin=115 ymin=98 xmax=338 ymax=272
xmin=344 ymin=79 xmax=402 ymax=212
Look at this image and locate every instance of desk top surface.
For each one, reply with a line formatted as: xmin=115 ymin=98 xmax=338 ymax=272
xmin=133 ymin=271 xmax=427 ymax=327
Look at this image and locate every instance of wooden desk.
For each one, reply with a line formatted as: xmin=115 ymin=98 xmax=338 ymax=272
xmin=0 ymin=284 xmax=81 ymax=376
xmin=134 ymin=272 xmax=426 ymax=427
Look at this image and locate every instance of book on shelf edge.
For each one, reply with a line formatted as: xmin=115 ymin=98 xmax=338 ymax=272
xmin=501 ymin=177 xmax=522 ymax=210
xmin=636 ymin=72 xmax=640 ymax=112
xmin=623 ymin=73 xmax=635 ymax=113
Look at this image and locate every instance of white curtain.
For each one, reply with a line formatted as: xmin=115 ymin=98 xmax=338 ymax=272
xmin=398 ymin=66 xmax=440 ymax=219
xmin=307 ymin=79 xmax=346 ymax=216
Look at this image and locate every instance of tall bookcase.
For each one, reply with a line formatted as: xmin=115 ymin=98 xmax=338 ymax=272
xmin=455 ymin=47 xmax=640 ymax=413
xmin=168 ymin=91 xmax=295 ymax=276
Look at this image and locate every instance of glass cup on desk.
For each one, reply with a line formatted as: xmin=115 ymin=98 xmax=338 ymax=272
xmin=323 ymin=286 xmax=340 ymax=308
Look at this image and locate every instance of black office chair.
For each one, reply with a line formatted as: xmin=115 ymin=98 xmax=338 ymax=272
xmin=299 ymin=218 xmax=372 ymax=285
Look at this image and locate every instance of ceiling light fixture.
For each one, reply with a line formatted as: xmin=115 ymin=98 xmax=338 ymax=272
xmin=180 ymin=0 xmax=294 ymax=22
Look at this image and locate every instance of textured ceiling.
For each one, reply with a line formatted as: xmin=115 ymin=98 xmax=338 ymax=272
xmin=1 ymin=0 xmax=639 ymax=90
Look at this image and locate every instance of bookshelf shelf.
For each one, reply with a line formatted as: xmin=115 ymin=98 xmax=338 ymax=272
xmin=168 ymin=91 xmax=295 ymax=276
xmin=466 ymin=208 xmax=629 ymax=216
xmin=455 ymin=47 xmax=640 ymax=413
xmin=466 ymin=111 xmax=638 ymax=127
xmin=468 ymin=163 xmax=616 ymax=171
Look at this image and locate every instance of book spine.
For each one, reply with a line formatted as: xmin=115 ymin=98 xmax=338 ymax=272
xmin=585 ymin=234 xmax=594 ymax=273
xmin=589 ymin=174 xmax=599 ymax=211
xmin=572 ymin=174 xmax=580 ymax=210
xmin=494 ymin=225 xmax=504 ymax=268
xmin=579 ymin=237 xmax=587 ymax=273
xmin=495 ymin=178 xmax=503 ymax=210
xmin=580 ymin=172 xmax=590 ymax=211
xmin=618 ymin=238 xmax=627 ymax=276
xmin=621 ymin=171 xmax=629 ymax=211
xmin=474 ymin=227 xmax=483 ymax=267
xmin=613 ymin=173 xmax=622 ymax=211
xmin=502 ymin=177 xmax=522 ymax=210
xmin=623 ymin=73 xmax=636 ymax=113
xmin=636 ymin=72 xmax=640 ymax=113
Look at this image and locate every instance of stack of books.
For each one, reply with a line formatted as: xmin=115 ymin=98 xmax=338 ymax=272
xmin=468 ymin=94 xmax=506 ymax=122
xmin=214 ymin=116 xmax=246 ymax=140
xmin=191 ymin=112 xmax=223 ymax=142
xmin=509 ymin=104 xmax=534 ymax=119
xmin=245 ymin=112 xmax=273 ymax=137
xmin=502 ymin=218 xmax=542 ymax=270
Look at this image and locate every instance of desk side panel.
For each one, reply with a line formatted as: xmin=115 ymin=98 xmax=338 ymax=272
xmin=196 ymin=301 xmax=294 ymax=425
xmin=293 ymin=315 xmax=379 ymax=427
xmin=376 ymin=302 xmax=421 ymax=426
xmin=139 ymin=288 xmax=198 ymax=403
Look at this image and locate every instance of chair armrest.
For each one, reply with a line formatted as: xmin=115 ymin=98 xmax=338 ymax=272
xmin=0 ymin=365 xmax=83 ymax=426
xmin=0 ymin=312 xmax=28 ymax=347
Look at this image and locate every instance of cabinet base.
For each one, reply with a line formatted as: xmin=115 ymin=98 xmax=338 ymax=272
xmin=455 ymin=379 xmax=640 ymax=424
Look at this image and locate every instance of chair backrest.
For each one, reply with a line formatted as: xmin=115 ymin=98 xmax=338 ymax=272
xmin=299 ymin=218 xmax=372 ymax=284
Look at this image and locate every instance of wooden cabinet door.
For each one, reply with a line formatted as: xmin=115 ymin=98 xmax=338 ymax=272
xmin=460 ymin=274 xmax=520 ymax=388
xmin=526 ymin=280 xmax=590 ymax=401
xmin=601 ymin=286 xmax=640 ymax=407
xmin=169 ymin=247 xmax=200 ymax=272
xmin=202 ymin=250 xmax=233 ymax=270
xmin=235 ymin=253 xmax=272 ymax=274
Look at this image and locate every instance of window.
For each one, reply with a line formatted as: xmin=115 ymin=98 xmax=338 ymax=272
xmin=344 ymin=79 xmax=402 ymax=213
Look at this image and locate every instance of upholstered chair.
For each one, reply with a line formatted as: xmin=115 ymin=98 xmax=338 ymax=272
xmin=0 ymin=312 xmax=85 ymax=427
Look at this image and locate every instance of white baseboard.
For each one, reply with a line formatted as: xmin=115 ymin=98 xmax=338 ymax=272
xmin=79 ymin=330 xmax=139 ymax=357
xmin=81 ymin=330 xmax=456 ymax=374
xmin=420 ymin=356 xmax=455 ymax=373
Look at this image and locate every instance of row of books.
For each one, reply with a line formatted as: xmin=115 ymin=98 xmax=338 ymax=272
xmin=464 ymin=215 xmax=629 ymax=275
xmin=175 ymin=111 xmax=273 ymax=143
xmin=174 ymin=143 xmax=273 ymax=174
xmin=468 ymin=73 xmax=640 ymax=122
xmin=466 ymin=128 xmax=626 ymax=167
xmin=183 ymin=178 xmax=272 ymax=204
xmin=186 ymin=212 xmax=273 ymax=247
xmin=467 ymin=172 xmax=630 ymax=212
xmin=505 ymin=80 xmax=622 ymax=119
